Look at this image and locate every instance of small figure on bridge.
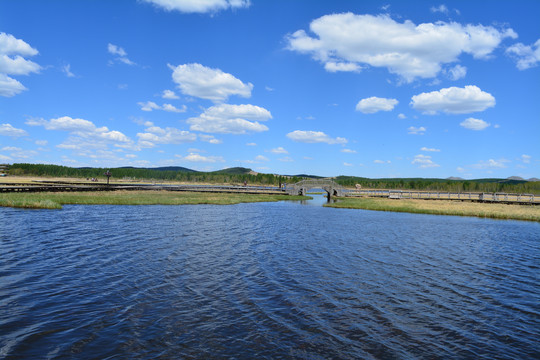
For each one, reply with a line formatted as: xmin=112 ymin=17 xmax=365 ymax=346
xmin=243 ymin=180 xmax=247 ymax=187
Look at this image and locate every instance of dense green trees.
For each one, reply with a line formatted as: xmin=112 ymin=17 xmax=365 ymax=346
xmin=8 ymin=163 xmax=300 ymax=186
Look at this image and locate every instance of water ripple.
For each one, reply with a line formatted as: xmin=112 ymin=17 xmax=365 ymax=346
xmin=1 ymin=200 xmax=539 ymax=359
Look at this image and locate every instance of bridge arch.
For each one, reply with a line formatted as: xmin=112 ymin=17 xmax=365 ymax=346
xmin=286 ymin=179 xmax=345 ymax=199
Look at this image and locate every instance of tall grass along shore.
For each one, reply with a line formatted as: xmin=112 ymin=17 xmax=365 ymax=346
xmin=326 ymin=197 xmax=540 ymax=222
xmin=0 ymin=191 xmax=309 ymax=210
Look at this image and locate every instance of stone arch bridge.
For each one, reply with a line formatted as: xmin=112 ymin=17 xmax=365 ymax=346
xmin=286 ymin=179 xmax=346 ymax=198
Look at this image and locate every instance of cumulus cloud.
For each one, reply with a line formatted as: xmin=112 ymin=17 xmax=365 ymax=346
xmin=356 ymin=96 xmax=398 ymax=114
xmin=341 ymin=148 xmax=357 ymax=153
xmin=26 ymin=116 xmax=133 ymax=149
xmin=0 ymin=123 xmax=28 ymax=137
xmin=521 ymin=154 xmax=531 ymax=164
xmin=138 ymin=101 xmax=186 ymax=113
xmin=430 ymin=5 xmax=449 ymax=14
xmin=142 ymin=0 xmax=250 ymax=14
xmin=408 ymin=126 xmax=426 ymax=135
xmin=286 ymin=13 xmax=516 ymax=82
xmin=506 ymin=38 xmax=540 ymax=70
xmin=374 ymin=159 xmax=391 ymax=164
xmin=446 ymin=64 xmax=467 ymax=80
xmin=412 ymin=154 xmax=440 ymax=168
xmin=286 ymin=130 xmax=347 ymax=145
xmin=460 ymin=117 xmax=490 ymax=130
xmin=170 ymin=63 xmax=253 ymax=102
xmin=137 ymin=125 xmax=196 ymax=147
xmin=411 ymin=85 xmax=495 ymax=114
xmin=0 ymin=33 xmax=41 ymax=97
xmin=162 ymin=89 xmax=179 ymax=99
xmin=270 ymin=147 xmax=288 ymax=154
xmin=420 ymin=147 xmax=440 ymax=152
xmin=107 ymin=43 xmax=135 ymax=65
xmin=187 ymin=104 xmax=271 ymax=134
xmin=471 ymin=158 xmax=509 ymax=169
xmin=181 ymin=153 xmax=225 ymax=163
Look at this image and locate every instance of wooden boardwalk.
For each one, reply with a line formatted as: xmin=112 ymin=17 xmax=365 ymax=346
xmin=346 ymin=189 xmax=540 ymax=205
xmin=0 ymin=181 xmax=286 ymax=195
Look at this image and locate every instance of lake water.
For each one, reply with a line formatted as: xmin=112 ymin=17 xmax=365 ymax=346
xmin=1 ymin=196 xmax=539 ymax=359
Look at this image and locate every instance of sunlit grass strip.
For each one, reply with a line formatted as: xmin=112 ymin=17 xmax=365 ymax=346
xmin=326 ymin=197 xmax=540 ymax=222
xmin=0 ymin=191 xmax=309 ymax=209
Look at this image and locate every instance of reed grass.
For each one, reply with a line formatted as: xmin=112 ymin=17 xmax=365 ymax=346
xmin=0 ymin=191 xmax=309 ymax=209
xmin=326 ymin=197 xmax=540 ymax=222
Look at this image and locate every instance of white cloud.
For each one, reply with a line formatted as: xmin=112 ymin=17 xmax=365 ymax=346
xmin=343 ymin=162 xmax=353 ymax=166
xmin=181 ymin=152 xmax=225 ymax=163
xmin=521 ymin=154 xmax=531 ymax=164
xmin=324 ymin=61 xmax=361 ymax=73
xmin=187 ymin=104 xmax=271 ymax=134
xmin=286 ymin=130 xmax=347 ymax=145
xmin=170 ymin=63 xmax=253 ymax=102
xmin=142 ymin=0 xmax=250 ymax=14
xmin=408 ymin=126 xmax=426 ymax=135
xmin=26 ymin=116 xmax=133 ymax=149
xmin=35 ymin=140 xmax=48 ymax=146
xmin=430 ymin=5 xmax=449 ymax=14
xmin=199 ymin=134 xmax=222 ymax=144
xmin=356 ymin=96 xmax=398 ymax=114
xmin=446 ymin=64 xmax=467 ymax=80
xmin=107 ymin=43 xmax=135 ymax=66
xmin=0 ymin=154 xmax=11 ymax=161
xmin=341 ymin=148 xmax=357 ymax=153
xmin=286 ymin=13 xmax=516 ymax=82
xmin=279 ymin=156 xmax=294 ymax=162
xmin=398 ymin=113 xmax=407 ymax=119
xmin=0 ymin=123 xmax=28 ymax=137
xmin=63 ymin=64 xmax=75 ymax=78
xmin=420 ymin=147 xmax=440 ymax=152
xmin=412 ymin=154 xmax=440 ymax=168
xmin=0 ymin=33 xmax=41 ymax=97
xmin=374 ymin=159 xmax=391 ymax=164
xmin=137 ymin=125 xmax=196 ymax=147
xmin=506 ymin=38 xmax=540 ymax=70
xmin=411 ymin=85 xmax=495 ymax=114
xmin=460 ymin=117 xmax=490 ymax=130
xmin=471 ymin=158 xmax=509 ymax=169
xmin=1 ymin=146 xmax=22 ymax=151
xmin=246 ymin=142 xmax=256 ymax=146
xmin=138 ymin=101 xmax=186 ymax=113
xmin=162 ymin=89 xmax=179 ymax=99
xmin=255 ymin=155 xmax=269 ymax=162
xmin=270 ymin=147 xmax=288 ymax=154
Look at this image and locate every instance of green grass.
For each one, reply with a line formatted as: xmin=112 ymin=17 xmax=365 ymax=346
xmin=326 ymin=197 xmax=540 ymax=222
xmin=0 ymin=190 xmax=310 ymax=209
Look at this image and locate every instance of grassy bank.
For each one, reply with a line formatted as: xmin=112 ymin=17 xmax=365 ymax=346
xmin=326 ymin=197 xmax=540 ymax=222
xmin=0 ymin=191 xmax=309 ymax=209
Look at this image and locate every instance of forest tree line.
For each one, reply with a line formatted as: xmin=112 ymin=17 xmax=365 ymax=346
xmin=6 ymin=163 xmax=540 ymax=194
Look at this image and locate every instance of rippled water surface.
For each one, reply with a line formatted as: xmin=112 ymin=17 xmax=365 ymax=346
xmin=1 ymin=197 xmax=539 ymax=359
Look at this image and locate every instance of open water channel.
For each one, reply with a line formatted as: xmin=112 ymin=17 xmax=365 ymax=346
xmin=0 ymin=195 xmax=539 ymax=359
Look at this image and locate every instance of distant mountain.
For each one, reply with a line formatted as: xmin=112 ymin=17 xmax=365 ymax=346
xmin=211 ymin=167 xmax=253 ymax=175
xmin=528 ymin=177 xmax=540 ymax=182
xmin=507 ymin=176 xmax=525 ymax=181
xmin=446 ymin=177 xmax=464 ymax=180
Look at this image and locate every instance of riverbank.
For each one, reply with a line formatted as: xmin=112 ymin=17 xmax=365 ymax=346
xmin=0 ymin=191 xmax=309 ymax=209
xmin=326 ymin=197 xmax=540 ymax=222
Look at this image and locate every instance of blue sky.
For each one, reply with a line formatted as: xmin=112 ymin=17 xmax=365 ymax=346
xmin=1 ymin=0 xmax=539 ymax=179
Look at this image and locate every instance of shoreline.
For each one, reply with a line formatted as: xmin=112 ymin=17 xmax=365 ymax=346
xmin=0 ymin=190 xmax=310 ymax=209
xmin=325 ymin=197 xmax=540 ymax=222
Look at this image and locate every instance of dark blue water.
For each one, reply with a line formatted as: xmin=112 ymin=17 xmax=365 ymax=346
xmin=1 ymin=197 xmax=539 ymax=359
